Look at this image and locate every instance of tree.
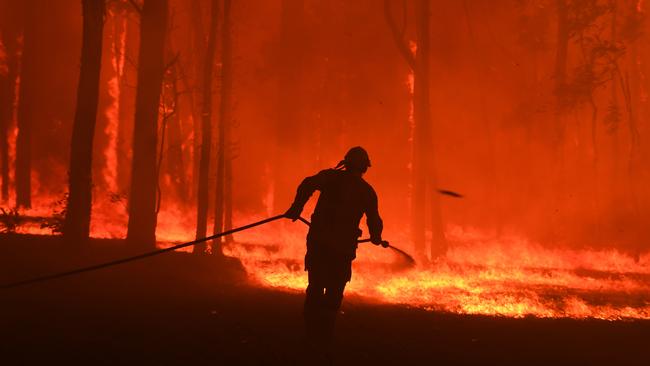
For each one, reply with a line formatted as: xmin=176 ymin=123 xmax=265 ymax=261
xmin=155 ymin=44 xmax=182 ymax=213
xmin=213 ymin=0 xmax=233 ymax=253
xmin=385 ymin=0 xmax=446 ymax=260
xmin=63 ymin=0 xmax=105 ymax=243
xmin=161 ymin=43 xmax=188 ymax=202
xmin=126 ymin=0 xmax=168 ymax=249
xmin=14 ymin=2 xmax=38 ymax=208
xmin=0 ymin=23 xmax=19 ymax=202
xmin=273 ymin=0 xmax=306 ymax=213
xmin=187 ymin=0 xmax=207 ymax=203
xmin=194 ymin=0 xmax=219 ymax=254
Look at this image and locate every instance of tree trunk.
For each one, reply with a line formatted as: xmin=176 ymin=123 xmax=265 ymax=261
xmin=63 ymin=0 xmax=105 ymax=243
xmin=116 ymin=11 xmax=133 ymax=194
xmin=411 ymin=67 xmax=427 ymax=259
xmin=273 ymin=0 xmax=305 ymax=213
xmin=384 ymin=0 xmax=445 ymax=260
xmin=414 ymin=0 xmax=446 ymax=260
xmin=213 ymin=133 xmax=225 ymax=250
xmin=0 ymin=28 xmax=19 ymax=202
xmin=15 ymin=4 xmax=38 ymax=209
xmin=194 ymin=0 xmax=219 ymax=254
xmin=165 ymin=65 xmax=187 ymax=201
xmin=159 ymin=41 xmax=186 ymax=203
xmin=100 ymin=8 xmax=128 ymax=194
xmin=224 ymin=144 xmax=233 ymax=243
xmin=213 ymin=0 xmax=233 ymax=253
xmin=188 ymin=0 xmax=206 ymax=203
xmin=170 ymin=51 xmax=196 ymax=201
xmin=126 ymin=0 xmax=168 ymax=249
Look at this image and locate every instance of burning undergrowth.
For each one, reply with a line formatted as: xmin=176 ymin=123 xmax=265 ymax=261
xmin=3 ymin=199 xmax=649 ymax=321
xmin=223 ymin=215 xmax=650 ymax=321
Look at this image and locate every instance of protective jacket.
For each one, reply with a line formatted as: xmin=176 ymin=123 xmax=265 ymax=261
xmin=288 ymin=169 xmax=383 ymax=275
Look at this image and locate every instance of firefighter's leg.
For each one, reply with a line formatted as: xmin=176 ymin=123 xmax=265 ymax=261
xmin=319 ymin=260 xmax=350 ymax=354
xmin=304 ymin=270 xmax=326 ymax=343
xmin=303 ymin=269 xmax=336 ymax=365
xmin=321 ymin=281 xmax=346 ymax=348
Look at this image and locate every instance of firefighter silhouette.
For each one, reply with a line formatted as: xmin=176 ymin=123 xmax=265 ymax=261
xmin=285 ymin=146 xmax=384 ymax=361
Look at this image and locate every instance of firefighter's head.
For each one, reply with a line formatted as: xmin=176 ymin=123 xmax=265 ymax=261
xmin=338 ymin=146 xmax=371 ymax=174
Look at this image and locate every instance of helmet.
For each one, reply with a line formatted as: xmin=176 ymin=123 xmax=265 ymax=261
xmin=341 ymin=146 xmax=371 ymax=171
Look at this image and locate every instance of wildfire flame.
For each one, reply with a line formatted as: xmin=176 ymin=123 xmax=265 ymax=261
xmin=223 ymin=216 xmax=650 ymax=320
xmin=102 ymin=10 xmax=127 ymax=193
xmin=5 ymin=186 xmax=650 ymax=322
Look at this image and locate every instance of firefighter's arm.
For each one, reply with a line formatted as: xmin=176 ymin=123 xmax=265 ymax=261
xmin=284 ymin=171 xmax=327 ymax=221
xmin=366 ymin=188 xmax=384 ymax=245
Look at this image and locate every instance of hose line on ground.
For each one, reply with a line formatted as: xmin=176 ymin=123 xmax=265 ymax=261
xmin=1 ymin=214 xmax=286 ymax=290
xmin=1 ymin=214 xmax=415 ymax=290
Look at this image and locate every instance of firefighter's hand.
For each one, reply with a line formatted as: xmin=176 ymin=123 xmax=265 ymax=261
xmin=284 ymin=205 xmax=302 ymax=222
xmin=371 ymin=237 xmax=389 ymax=248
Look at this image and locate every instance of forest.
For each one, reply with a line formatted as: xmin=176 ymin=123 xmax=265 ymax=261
xmin=1 ymin=0 xmax=649 ymax=365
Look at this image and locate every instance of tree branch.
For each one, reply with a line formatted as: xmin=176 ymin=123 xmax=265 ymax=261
xmin=164 ymin=52 xmax=181 ymax=73
xmin=384 ymin=0 xmax=415 ymax=69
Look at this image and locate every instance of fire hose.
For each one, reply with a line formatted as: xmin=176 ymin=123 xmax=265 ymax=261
xmin=1 ymin=214 xmax=414 ymax=290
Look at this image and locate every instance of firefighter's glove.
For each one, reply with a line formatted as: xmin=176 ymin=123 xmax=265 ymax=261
xmin=284 ymin=205 xmax=302 ymax=222
xmin=371 ymin=236 xmax=389 ymax=248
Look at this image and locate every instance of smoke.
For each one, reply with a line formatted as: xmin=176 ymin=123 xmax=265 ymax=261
xmin=0 ymin=0 xmax=648 ymax=257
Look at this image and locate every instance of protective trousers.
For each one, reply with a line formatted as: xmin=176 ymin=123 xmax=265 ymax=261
xmin=303 ymin=266 xmax=348 ymax=362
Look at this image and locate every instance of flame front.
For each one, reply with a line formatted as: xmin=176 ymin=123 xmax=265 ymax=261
xmin=6 ymin=196 xmax=650 ymax=321
xmin=221 ymin=216 xmax=650 ymax=321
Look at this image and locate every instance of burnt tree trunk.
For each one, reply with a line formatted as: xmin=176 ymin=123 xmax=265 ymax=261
xmin=116 ymin=12 xmax=134 ymax=193
xmin=415 ymin=0 xmax=446 ymax=259
xmin=0 ymin=28 xmax=19 ymax=202
xmin=194 ymin=0 xmax=219 ymax=254
xmin=213 ymin=0 xmax=233 ymax=252
xmin=385 ymin=0 xmax=446 ymax=260
xmin=188 ymin=0 xmax=206 ymax=202
xmin=165 ymin=64 xmax=188 ymax=201
xmin=103 ymin=7 xmax=129 ymax=194
xmin=224 ymin=145 xmax=233 ymax=242
xmin=158 ymin=41 xmax=186 ymax=205
xmin=126 ymin=0 xmax=168 ymax=249
xmin=15 ymin=5 xmax=38 ymax=209
xmin=63 ymin=0 xmax=105 ymax=243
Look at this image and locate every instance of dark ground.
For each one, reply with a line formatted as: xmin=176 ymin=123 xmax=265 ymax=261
xmin=1 ymin=234 xmax=649 ymax=366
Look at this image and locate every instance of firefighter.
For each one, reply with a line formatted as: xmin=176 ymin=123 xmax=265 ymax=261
xmin=284 ymin=146 xmax=384 ymax=361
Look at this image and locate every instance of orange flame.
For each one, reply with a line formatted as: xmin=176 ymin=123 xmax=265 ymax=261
xmin=103 ymin=11 xmax=127 ymax=193
xmin=220 ymin=215 xmax=650 ymax=320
